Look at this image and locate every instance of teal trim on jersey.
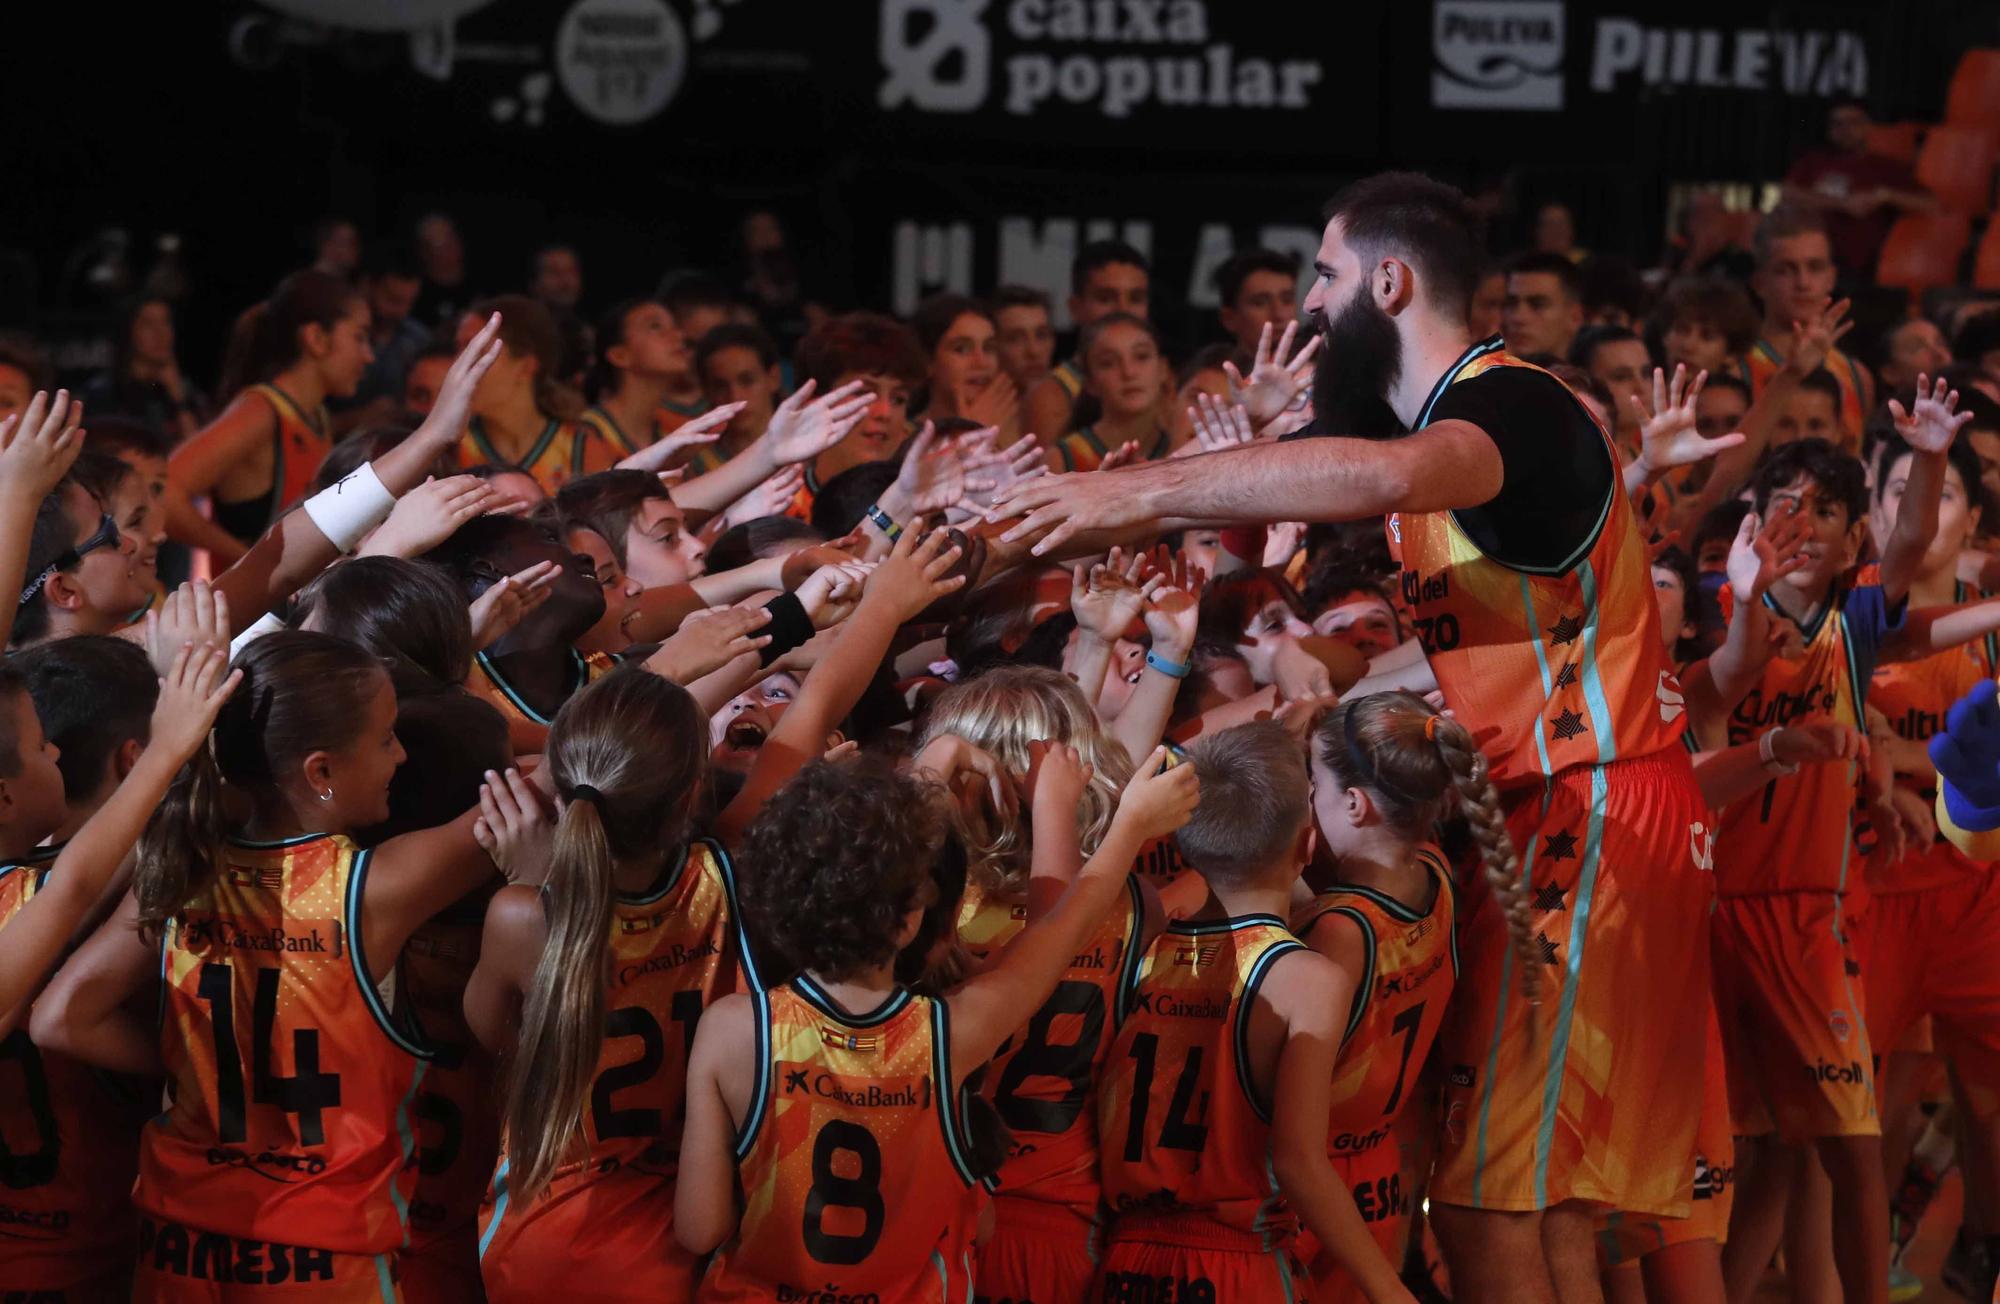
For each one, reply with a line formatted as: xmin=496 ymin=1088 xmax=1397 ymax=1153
xmin=1233 ymin=939 xmax=1306 ymax=1124
xmin=474 ymin=648 xmax=588 ymax=726
xmin=228 ymin=831 xmax=329 ymax=850
xmin=478 ymin=1159 xmax=511 ymax=1258
xmin=1472 ymin=800 xmax=1543 ymax=1203
xmin=1415 ymin=337 xmax=1505 ymax=427
xmin=1168 ymin=913 xmax=1289 ymax=935
xmin=374 ymin=1253 xmax=397 ymax=1303
xmin=583 ymin=405 xmax=639 ymax=457
xmin=706 ymin=837 xmax=763 ymax=994
xmin=1315 ymin=877 xmax=1435 ymax=925
xmin=1111 ymin=875 xmax=1146 ymax=1028
xmin=388 ymin=1060 xmax=429 ymax=1241
xmin=616 ymin=841 xmax=690 ymax=907
xmin=1534 ymin=764 xmax=1609 ymax=1206
xmin=930 ymin=999 xmax=980 ymax=1189
xmin=1577 ymin=560 xmax=1618 ymax=765
xmin=792 ymin=974 xmax=912 ymax=1027
xmin=1307 ymin=905 xmax=1376 ymax=1049
xmin=1518 ymin=574 xmax=1558 ymax=777
xmin=346 ymin=848 xmax=435 ymax=1061
xmin=468 ymin=417 xmax=560 ymax=472
xmin=734 ymin=984 xmax=773 ymax=1161
xmin=1762 ymin=588 xmax=1834 ymax=645
xmin=1273 ymin=1243 xmax=1302 ymax=1302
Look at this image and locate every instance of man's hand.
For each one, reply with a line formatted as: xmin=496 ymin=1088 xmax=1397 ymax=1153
xmin=1725 ymin=500 xmax=1810 ymax=605
xmin=994 ymin=464 xmax=1164 ymax=556
xmin=1889 ymin=374 xmax=1974 ymax=455
xmin=1225 ymin=321 xmax=1321 ymax=430
xmin=1629 ymin=365 xmax=1745 ymax=482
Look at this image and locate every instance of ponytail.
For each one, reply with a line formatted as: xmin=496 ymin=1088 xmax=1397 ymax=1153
xmin=134 ymin=745 xmax=227 ymax=944
xmin=246 ymin=269 xmax=363 ymax=388
xmin=1428 ymin=716 xmax=1538 ymax=1004
xmin=498 ymin=795 xmax=615 ymax=1204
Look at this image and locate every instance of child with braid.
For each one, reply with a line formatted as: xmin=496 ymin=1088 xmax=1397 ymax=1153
xmin=1278 ymin=692 xmax=1524 ymax=1304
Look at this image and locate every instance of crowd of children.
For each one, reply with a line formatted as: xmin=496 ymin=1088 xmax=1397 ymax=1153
xmin=0 ymin=169 xmax=1999 ymax=1304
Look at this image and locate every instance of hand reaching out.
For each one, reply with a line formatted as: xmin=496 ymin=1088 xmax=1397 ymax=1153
xmin=413 ymin=313 xmax=505 ymax=450
xmin=913 ymin=734 xmax=1017 ymax=815
xmin=1111 ymin=746 xmax=1201 ymax=843
xmin=959 ymin=433 xmax=1045 ymax=516
xmin=647 ymin=605 xmax=774 ymax=683
xmin=614 ymin=403 xmax=743 ymax=474
xmin=720 ymin=464 xmax=806 ymax=530
xmin=1094 ymin=441 xmax=1143 ymax=473
xmin=1225 ymin=321 xmax=1322 ymax=429
xmin=759 ymin=380 xmax=875 ymax=468
xmin=1782 ymin=298 xmax=1853 ymax=380
xmin=1142 ymin=549 xmax=1206 ymax=659
xmin=795 ymin=561 xmax=875 ymax=629
xmin=467 ymin=561 xmax=561 ymax=649
xmin=1071 ymin=546 xmax=1162 ymax=644
xmin=144 ymin=580 xmax=231 ymax=677
xmin=474 ymin=767 xmax=553 ymax=883
xmin=1024 ymin=739 xmax=1093 ymax=821
xmin=360 ymin=475 xmax=509 ymax=558
xmin=1888 ymin=374 xmax=1973 ymax=454
xmin=147 ymin=642 xmax=243 ymax=764
xmin=1725 ymin=501 xmax=1810 ymax=604
xmin=1182 ymin=392 xmax=1258 ymax=455
xmin=0 ymin=390 xmax=83 ymax=503
xmin=893 ymin=422 xmax=989 ymax=517
xmin=861 ymin=526 xmax=968 ymax=623
xmin=1630 ymin=365 xmax=1745 ymax=480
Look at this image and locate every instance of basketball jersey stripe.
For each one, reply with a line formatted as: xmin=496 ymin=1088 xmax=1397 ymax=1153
xmin=1578 ymin=561 xmax=1617 ymax=765
xmin=1534 ymin=763 xmax=1608 ymax=1207
xmin=1472 ymin=828 xmax=1540 ymax=1203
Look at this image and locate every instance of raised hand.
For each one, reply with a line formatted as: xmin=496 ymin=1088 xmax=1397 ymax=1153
xmin=1225 ymin=321 xmax=1322 ymax=429
xmin=0 ymin=391 xmax=84 ymax=503
xmin=1142 ymin=550 xmax=1205 ymax=658
xmin=474 ymin=767 xmax=553 ymax=883
xmin=1094 ymin=440 xmax=1143 ymax=473
xmin=1782 ymin=297 xmax=1854 ymax=379
xmin=614 ymin=403 xmax=743 ymax=474
xmin=1111 ymin=745 xmax=1201 ymax=843
xmin=360 ymin=475 xmax=507 ymax=558
xmin=1024 ymin=739 xmax=1093 ymax=818
xmin=912 ymin=733 xmax=1015 ymax=814
xmin=1725 ymin=500 xmax=1811 ymax=603
xmin=147 ymin=642 xmax=243 ymax=764
xmin=144 ymin=580 xmax=232 ymax=677
xmin=1181 ymin=392 xmax=1259 ymax=456
xmin=720 ymin=464 xmax=806 ymax=530
xmin=861 ymin=526 xmax=968 ymax=623
xmin=795 ymin=560 xmax=875 ymax=629
xmin=413 ymin=313 xmax=505 ymax=449
xmin=759 ymin=380 xmax=875 ymax=468
xmin=1272 ymin=638 xmax=1334 ymax=703
xmin=1071 ymin=546 xmax=1162 ymax=643
xmin=1888 ymin=374 xmax=1973 ymax=454
xmin=647 ymin=604 xmax=774 ymax=683
xmin=893 ymin=422 xmax=989 ymax=517
xmin=995 ymin=465 xmax=1156 ymax=556
xmin=467 ymin=560 xmax=561 ymax=649
xmin=959 ymin=435 xmax=1046 ymax=517
xmin=1630 ymin=365 xmax=1745 ymax=479
xmin=1262 ymin=520 xmax=1306 ymax=570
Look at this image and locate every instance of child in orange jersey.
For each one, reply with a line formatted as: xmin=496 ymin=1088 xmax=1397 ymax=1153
xmin=1096 ymin=722 xmax=1345 ymax=1302
xmin=1051 ymin=314 xmax=1182 ymax=472
xmin=1280 ymin=693 xmax=1518 ymax=1303
xmin=31 ymin=632 xmax=540 ymax=1302
xmin=677 ymin=743 xmax=1199 ymax=1302
xmin=454 ymin=296 xmax=619 ymax=496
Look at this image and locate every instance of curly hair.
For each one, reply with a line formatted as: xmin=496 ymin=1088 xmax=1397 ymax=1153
xmin=740 ymin=755 xmax=946 ymax=981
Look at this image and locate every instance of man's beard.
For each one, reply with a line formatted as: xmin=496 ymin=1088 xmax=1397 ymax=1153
xmin=1311 ymin=288 xmax=1405 ymax=437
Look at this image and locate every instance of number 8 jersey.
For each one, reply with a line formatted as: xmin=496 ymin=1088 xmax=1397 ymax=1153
xmin=699 ymin=977 xmax=983 ymax=1302
xmin=141 ymin=833 xmax=430 ymax=1256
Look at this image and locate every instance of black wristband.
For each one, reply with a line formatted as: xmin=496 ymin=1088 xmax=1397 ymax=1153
xmin=758 ymin=592 xmax=815 ymax=667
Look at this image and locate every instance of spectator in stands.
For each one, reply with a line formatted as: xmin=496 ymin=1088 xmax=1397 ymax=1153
xmin=1025 ymin=240 xmax=1150 ymax=445
xmin=1659 ymin=277 xmax=1759 ymax=377
xmin=530 ymin=245 xmax=583 ymax=313
xmin=81 ymin=297 xmax=209 ymax=441
xmin=401 ymin=343 xmax=456 ymax=422
xmin=1502 ymin=251 xmax=1584 ymax=360
xmin=1533 ymin=201 xmax=1585 ymax=263
xmin=1579 ymin=256 xmax=1648 ymax=330
xmin=1571 ymin=324 xmax=1653 ymax=445
xmin=351 ymin=245 xmax=433 ymax=416
xmin=1773 ymin=368 xmax=1844 ymax=445
xmin=310 ymin=216 xmax=360 ymax=281
xmin=412 ymin=211 xmax=470 ymax=331
xmin=1782 ymin=97 xmax=1936 ymax=280
xmin=0 ymin=335 xmax=53 ymax=424
xmin=1467 ymin=264 xmax=1505 ymax=340
xmin=698 ymin=323 xmax=786 ymax=468
xmin=1878 ymin=318 xmax=1953 ymax=394
xmin=1743 ymin=205 xmax=1875 ymax=441
xmin=991 ymin=286 xmax=1057 ymax=400
xmin=1213 ymin=248 xmax=1300 ymax=356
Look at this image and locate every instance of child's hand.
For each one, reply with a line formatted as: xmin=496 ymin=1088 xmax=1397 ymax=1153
xmin=614 ymin=403 xmax=741 ymax=474
xmin=1770 ymin=722 xmax=1865 ymax=766
xmin=795 ymin=561 xmax=874 ymax=630
xmin=1889 ymin=374 xmax=1975 ymax=455
xmin=1071 ymin=546 xmax=1160 ymax=644
xmin=144 ymin=580 xmax=231 ymax=678
xmin=1143 ymin=548 xmax=1206 ymax=659
xmin=474 ymin=767 xmax=553 ymax=883
xmin=148 ymin=643 xmax=242 ymax=765
xmin=467 ymin=561 xmax=561 ymax=649
xmin=910 ymin=734 xmax=1014 ymax=814
xmin=1023 ymin=740 xmax=1092 ymax=818
xmin=0 ymin=390 xmax=83 ymax=503
xmin=1726 ymin=501 xmax=1811 ymax=604
xmin=1629 ymin=365 xmax=1745 ymax=481
xmin=862 ymin=527 xmax=967 ymax=623
xmin=1781 ymin=297 xmax=1853 ymax=380
xmin=1113 ymin=746 xmax=1200 ymax=843
xmin=359 ymin=475 xmax=505 ymax=559
xmin=413 ymin=314 xmax=504 ymax=448
xmin=647 ymin=605 xmax=773 ymax=683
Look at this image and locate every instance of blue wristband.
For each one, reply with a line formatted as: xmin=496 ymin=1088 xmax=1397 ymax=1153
xmin=1145 ymin=649 xmax=1191 ymax=680
xmin=864 ymin=503 xmax=901 ymax=540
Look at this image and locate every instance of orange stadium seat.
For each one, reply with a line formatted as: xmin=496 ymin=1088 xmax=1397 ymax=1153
xmin=1946 ymin=49 xmax=2000 ymax=126
xmin=1877 ymin=213 xmax=1972 ymax=294
xmin=1868 ymin=121 xmax=1923 ymax=164
xmin=1916 ymin=124 xmax=1999 ymax=213
xmin=1975 ymin=218 xmax=2000 ymax=290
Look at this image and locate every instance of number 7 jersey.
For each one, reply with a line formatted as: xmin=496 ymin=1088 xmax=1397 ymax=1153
xmin=141 ymin=833 xmax=431 ymax=1256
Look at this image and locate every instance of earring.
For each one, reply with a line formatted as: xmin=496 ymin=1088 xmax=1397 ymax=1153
xmin=319 ymin=787 xmax=334 ymax=802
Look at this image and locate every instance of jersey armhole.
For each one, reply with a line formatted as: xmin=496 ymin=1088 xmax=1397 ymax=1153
xmin=706 ymin=837 xmax=765 ymax=994
xmin=1232 ymin=939 xmax=1308 ymax=1124
xmin=1113 ymin=902 xmax=1149 ymax=1029
xmin=1423 ymin=853 xmax=1462 ymax=980
xmin=344 ymin=849 xmax=436 ymax=1062
xmin=732 ymin=984 xmax=773 ymax=1161
xmin=1304 ymin=907 xmax=1378 ymax=1050
xmin=929 ymin=999 xmax=981 ymax=1189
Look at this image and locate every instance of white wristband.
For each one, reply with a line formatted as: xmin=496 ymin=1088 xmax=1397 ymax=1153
xmin=302 ymin=463 xmax=397 ymax=554
xmin=228 ymin=611 xmax=286 ymax=658
xmin=1759 ymin=727 xmax=1799 ymax=775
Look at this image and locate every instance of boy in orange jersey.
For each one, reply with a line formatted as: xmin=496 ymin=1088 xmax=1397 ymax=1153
xmin=1711 ymin=377 xmax=1969 ymax=1304
xmin=1025 ymin=240 xmax=1151 ymax=448
xmin=1096 ymin=722 xmax=1345 ymax=1301
xmin=1740 ymin=206 xmax=1874 ymax=446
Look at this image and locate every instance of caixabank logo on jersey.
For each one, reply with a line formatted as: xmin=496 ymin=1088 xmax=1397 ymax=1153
xmin=877 ymin=0 xmax=1326 ymax=120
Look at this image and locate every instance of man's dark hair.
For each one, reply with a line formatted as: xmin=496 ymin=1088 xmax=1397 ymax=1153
xmin=1071 ymin=240 xmax=1149 ymax=295
xmin=1691 ymin=499 xmax=1752 ymax=560
xmin=1752 ymin=204 xmax=1831 ymax=269
xmin=1578 ymin=255 xmax=1649 ymax=324
xmin=990 ymin=285 xmax=1051 ymax=315
xmin=1301 ymin=564 xmax=1393 ymax=621
xmin=1703 ymin=373 xmax=1753 ymax=405
xmin=1798 ymin=367 xmax=1844 ymax=406
xmin=1569 ymin=323 xmax=1643 ymax=371
xmin=13 ymin=635 xmax=157 ymax=806
xmin=695 ymin=322 xmax=779 ymax=373
xmin=1213 ymin=248 xmax=1299 ymax=309
xmin=1751 ymin=437 xmax=1868 ymax=521
xmin=705 ymin=516 xmax=823 ymax=577
xmin=811 ymin=460 xmax=901 ymax=538
xmin=1506 ymin=251 xmax=1584 ymax=303
xmin=1323 ymin=172 xmax=1484 ymax=322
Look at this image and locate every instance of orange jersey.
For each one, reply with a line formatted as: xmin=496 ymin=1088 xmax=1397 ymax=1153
xmin=1054 ymin=426 xmax=1171 ymax=473
xmin=1098 ymin=914 xmax=1306 ymax=1244
xmin=1296 ymin=849 xmax=1459 ymax=1150
xmin=700 ymin=978 xmax=982 ymax=1302
xmin=1714 ymin=585 xmax=1902 ymax=896
xmin=470 ymin=647 xmax=614 ymax=755
xmin=0 ymin=849 xmax=152 ymax=1290
xmin=140 ymin=833 xmax=431 ymax=1256
xmin=1866 ymin=579 xmax=1997 ymax=893
xmin=580 ymin=401 xmax=709 ymax=460
xmin=458 ymin=417 xmax=619 ymax=496
xmin=1742 ymin=341 xmax=1871 ymax=449
xmin=250 ymin=382 xmax=332 ymax=528
xmin=1387 ymin=343 xmax=1687 ymax=791
xmin=480 ymin=840 xmax=749 ymax=1296
xmin=955 ymin=874 xmax=1144 ymax=1219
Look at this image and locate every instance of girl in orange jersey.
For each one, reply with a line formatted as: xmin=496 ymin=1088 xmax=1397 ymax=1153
xmin=455 ymin=296 xmax=618 ymax=497
xmin=581 ymin=298 xmax=719 ymax=461
xmin=678 ymin=739 xmax=1198 ymax=1303
xmin=1280 ymin=694 xmax=1518 ymax=1303
xmin=32 ymin=631 xmax=545 ymax=1302
xmin=167 ymin=270 xmax=373 ymax=566
xmin=1051 ymin=314 xmax=1185 ymax=472
xmin=466 ymin=668 xmax=751 ymax=1303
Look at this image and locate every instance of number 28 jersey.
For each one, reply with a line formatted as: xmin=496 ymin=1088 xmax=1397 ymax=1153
xmin=700 ymin=977 xmax=982 ymax=1302
xmin=140 ymin=833 xmax=431 ymax=1256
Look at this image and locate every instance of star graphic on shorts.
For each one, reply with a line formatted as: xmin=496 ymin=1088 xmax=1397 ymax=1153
xmin=784 ymin=1069 xmax=808 ymax=1093
xmin=1551 ymin=709 xmax=1588 ymax=741
xmin=1547 ymin=613 xmax=1583 ymax=646
xmin=1844 ymin=958 xmax=1861 ymax=978
xmin=1541 ymin=829 xmax=1578 ymax=862
xmin=1535 ymin=932 xmax=1561 ymax=965
xmin=1553 ymin=662 xmax=1578 ymax=690
xmin=1533 ymin=882 xmax=1568 ymax=912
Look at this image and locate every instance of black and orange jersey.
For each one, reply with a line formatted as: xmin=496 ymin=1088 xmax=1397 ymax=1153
xmin=1743 ymin=341 xmax=1870 ymax=450
xmin=956 ymin=874 xmax=1143 ymax=1220
xmin=458 ymin=417 xmax=619 ymax=496
xmin=0 ymin=848 xmax=152 ymax=1291
xmin=1098 ymin=914 xmax=1305 ymax=1245
xmin=479 ymin=839 xmax=750 ymax=1287
xmin=1714 ymin=584 xmax=1902 ymax=897
xmin=1867 ymin=577 xmax=1998 ymax=893
xmin=700 ymin=976 xmax=981 ymax=1302
xmin=251 ymin=382 xmax=332 ymax=529
xmin=580 ymin=402 xmax=709 ymax=461
xmin=139 ymin=833 xmax=431 ymax=1256
xmin=1053 ymin=426 xmax=1171 ymax=473
xmin=1294 ymin=849 xmax=1458 ymax=1157
xmin=470 ymin=647 xmax=615 ymax=755
xmin=1387 ymin=341 xmax=1688 ymax=791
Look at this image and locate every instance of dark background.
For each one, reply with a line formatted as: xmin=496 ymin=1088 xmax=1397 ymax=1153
xmin=6 ymin=0 xmax=1993 ymax=382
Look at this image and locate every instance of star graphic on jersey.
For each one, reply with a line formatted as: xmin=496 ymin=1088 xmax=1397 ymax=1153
xmin=1535 ymin=932 xmax=1561 ymax=965
xmin=1542 ymin=829 xmax=1578 ymax=862
xmin=784 ymin=1069 xmax=809 ymax=1093
xmin=1551 ymin=708 xmax=1588 ymax=741
xmin=1547 ymin=613 xmax=1583 ymax=646
xmin=1533 ymin=882 xmax=1568 ymax=912
xmin=1553 ymin=662 xmax=1578 ymax=690
xmin=1845 ymin=958 xmax=1862 ymax=978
